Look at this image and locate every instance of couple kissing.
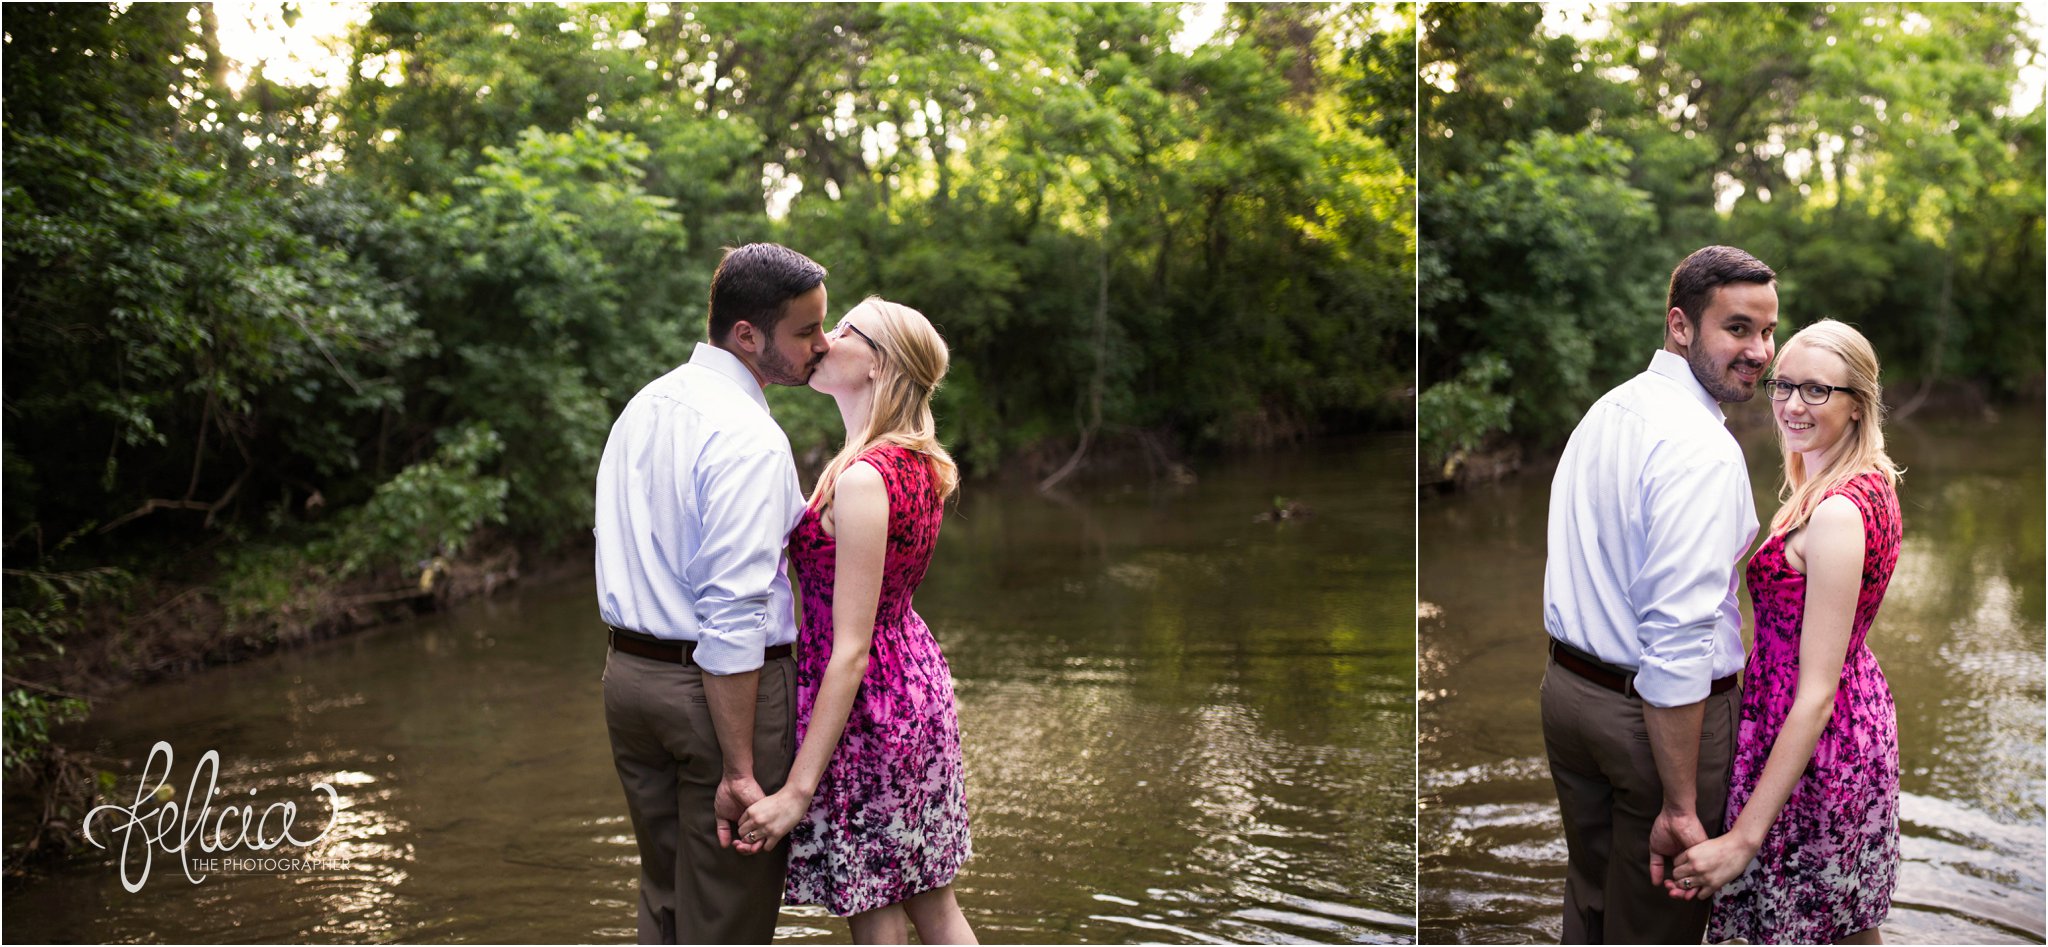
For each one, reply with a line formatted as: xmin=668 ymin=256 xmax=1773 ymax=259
xmin=595 ymin=244 xmax=976 ymax=944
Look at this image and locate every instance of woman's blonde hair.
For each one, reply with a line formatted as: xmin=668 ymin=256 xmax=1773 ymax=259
xmin=1768 ymin=319 xmax=1904 ymax=536
xmin=810 ymin=296 xmax=960 ymax=513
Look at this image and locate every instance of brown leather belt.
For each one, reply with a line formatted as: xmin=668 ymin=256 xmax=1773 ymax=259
xmin=1549 ymin=638 xmax=1736 ymax=698
xmin=607 ymin=624 xmax=792 ymax=667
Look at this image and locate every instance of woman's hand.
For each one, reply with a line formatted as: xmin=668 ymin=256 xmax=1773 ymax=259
xmin=736 ymin=463 xmax=883 ymax=858
xmin=734 ymin=787 xmax=812 ymax=855
xmin=1664 ymin=832 xmax=1759 ymax=901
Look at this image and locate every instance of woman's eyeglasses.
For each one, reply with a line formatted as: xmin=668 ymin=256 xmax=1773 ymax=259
xmin=1763 ymin=379 xmax=1857 ymax=405
xmin=835 ymin=321 xmax=883 ymax=355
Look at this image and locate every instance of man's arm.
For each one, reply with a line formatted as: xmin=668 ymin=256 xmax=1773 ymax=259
xmin=703 ymin=670 xmax=761 ymax=847
xmin=686 ymin=445 xmax=804 ymax=847
xmin=1644 ymin=701 xmax=1706 ymax=885
xmin=1630 ymin=449 xmax=1755 ymax=883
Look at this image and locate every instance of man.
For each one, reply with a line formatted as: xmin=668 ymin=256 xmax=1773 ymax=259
xmin=596 ymin=243 xmax=831 ymax=944
xmin=1540 ymin=245 xmax=1779 ymax=943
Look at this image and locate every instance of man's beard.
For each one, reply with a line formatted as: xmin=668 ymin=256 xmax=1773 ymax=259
xmin=1688 ymin=345 xmax=1763 ymax=404
xmin=757 ymin=344 xmax=815 ymax=387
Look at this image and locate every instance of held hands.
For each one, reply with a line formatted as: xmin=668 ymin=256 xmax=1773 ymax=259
xmin=713 ymin=775 xmax=764 ymax=852
xmin=1646 ymin=807 xmax=1708 ymax=895
xmin=1663 ymin=832 xmax=1759 ymax=901
xmin=734 ymin=787 xmax=812 ymax=855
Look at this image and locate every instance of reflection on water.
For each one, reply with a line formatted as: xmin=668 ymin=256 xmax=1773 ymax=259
xmin=1418 ymin=406 xmax=2046 ymax=943
xmin=4 ymin=436 xmax=1414 ymax=945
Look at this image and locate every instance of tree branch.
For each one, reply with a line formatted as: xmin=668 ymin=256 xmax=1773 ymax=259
xmin=97 ymin=463 xmax=251 ymax=534
xmin=4 ymin=675 xmax=92 ymax=702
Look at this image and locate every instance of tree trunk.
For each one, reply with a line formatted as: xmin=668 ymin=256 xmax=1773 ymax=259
xmin=1894 ymin=247 xmax=1953 ymax=419
xmin=1040 ymin=194 xmax=1112 ymax=493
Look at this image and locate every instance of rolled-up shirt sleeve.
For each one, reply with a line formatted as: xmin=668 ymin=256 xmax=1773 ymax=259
xmin=1630 ymin=448 xmax=1752 ymax=708
xmin=685 ymin=445 xmax=804 ymax=675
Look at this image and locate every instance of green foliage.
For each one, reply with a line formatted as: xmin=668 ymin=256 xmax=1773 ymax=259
xmin=2 ymin=566 xmax=129 ymax=773
xmin=316 ymin=423 xmax=509 ymax=578
xmin=1420 ymin=2 xmax=1623 ymax=178
xmin=1 ymin=3 xmax=197 ymax=141
xmin=338 ymin=2 xmax=669 ymax=196
xmin=1342 ymin=3 xmax=1420 ymax=173
xmin=1418 ymin=354 xmax=1514 ymax=475
xmin=4 ymin=3 xmax=430 ymax=558
xmin=4 ymin=2 xmax=1413 ymax=635
xmin=220 ymin=423 xmax=506 ymax=622
xmin=1423 ymin=130 xmax=1660 ymax=448
xmin=387 ymin=126 xmax=692 ymax=536
xmin=319 ymin=424 xmax=516 ymax=578
xmin=756 ymin=3 xmax=1417 ymax=463
xmin=3 ymin=688 xmax=87 ymax=775
xmin=1419 ymin=2 xmax=2044 ymax=464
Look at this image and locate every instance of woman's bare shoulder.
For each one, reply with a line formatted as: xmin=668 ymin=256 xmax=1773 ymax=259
xmin=1808 ymin=492 xmax=1866 ymax=548
xmin=838 ymin=460 xmax=886 ymax=498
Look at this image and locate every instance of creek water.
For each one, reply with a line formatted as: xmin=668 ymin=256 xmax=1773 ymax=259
xmin=5 ymin=435 xmax=1416 ymax=944
xmin=1419 ymin=405 xmax=2046 ymax=943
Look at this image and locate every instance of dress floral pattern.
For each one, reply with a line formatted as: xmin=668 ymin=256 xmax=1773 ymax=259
xmin=784 ymin=444 xmax=971 ymax=917
xmin=1710 ymin=471 xmax=1902 ymax=944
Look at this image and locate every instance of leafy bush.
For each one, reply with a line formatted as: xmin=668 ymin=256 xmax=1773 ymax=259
xmin=1418 ymin=354 xmax=1514 ymax=477
xmin=388 ymin=127 xmax=694 ymax=538
xmin=316 ymin=423 xmax=510 ymax=579
xmin=2 ymin=567 xmax=128 ymax=773
xmin=1420 ymin=130 xmax=1660 ymax=459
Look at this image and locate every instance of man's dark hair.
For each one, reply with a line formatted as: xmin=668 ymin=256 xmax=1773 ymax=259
xmin=1666 ymin=245 xmax=1776 ymax=326
xmin=706 ymin=243 xmax=828 ymax=343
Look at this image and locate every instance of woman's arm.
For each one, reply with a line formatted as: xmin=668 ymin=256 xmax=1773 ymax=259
xmin=1666 ymin=492 xmax=1866 ymax=898
xmin=736 ymin=462 xmax=888 ymax=852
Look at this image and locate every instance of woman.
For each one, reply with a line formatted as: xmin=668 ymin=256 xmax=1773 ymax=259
xmin=735 ymin=297 xmax=977 ymax=944
xmin=1667 ymin=319 xmax=1904 ymax=944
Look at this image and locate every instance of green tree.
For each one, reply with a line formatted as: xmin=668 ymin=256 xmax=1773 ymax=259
xmin=385 ymin=127 xmax=694 ymax=536
xmin=3 ymin=1 xmax=1415 ymax=707
xmin=1418 ymin=2 xmax=2044 ymax=471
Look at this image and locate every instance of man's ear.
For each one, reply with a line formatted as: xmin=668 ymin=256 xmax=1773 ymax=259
xmin=1666 ymin=307 xmax=1694 ymax=349
xmin=729 ymin=319 xmax=763 ymax=355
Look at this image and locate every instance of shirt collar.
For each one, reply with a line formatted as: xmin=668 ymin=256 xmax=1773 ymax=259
xmin=1647 ymin=349 xmax=1726 ymax=423
xmin=688 ymin=342 xmax=772 ymax=415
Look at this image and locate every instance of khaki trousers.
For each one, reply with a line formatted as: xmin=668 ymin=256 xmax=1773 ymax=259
xmin=603 ymin=648 xmax=797 ymax=945
xmin=1541 ymin=659 xmax=1737 ymax=945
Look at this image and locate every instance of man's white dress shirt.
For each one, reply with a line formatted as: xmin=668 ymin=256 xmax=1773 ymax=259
xmin=595 ymin=343 xmax=805 ymax=675
xmin=1543 ymin=349 xmax=1755 ymax=708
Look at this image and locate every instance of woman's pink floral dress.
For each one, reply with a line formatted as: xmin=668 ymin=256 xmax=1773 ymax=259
xmin=1710 ymin=471 xmax=1902 ymax=943
xmin=785 ymin=444 xmax=970 ymax=917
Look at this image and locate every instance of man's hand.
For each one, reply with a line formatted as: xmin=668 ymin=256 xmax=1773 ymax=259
xmin=1648 ymin=806 xmax=1708 ymax=891
xmin=1641 ymin=699 xmax=1707 ymax=893
xmin=714 ymin=775 xmax=765 ymax=851
xmin=702 ymin=668 xmax=762 ymax=851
